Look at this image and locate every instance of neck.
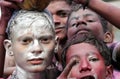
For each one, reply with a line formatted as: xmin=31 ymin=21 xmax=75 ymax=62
xmin=13 ymin=67 xmax=47 ymax=79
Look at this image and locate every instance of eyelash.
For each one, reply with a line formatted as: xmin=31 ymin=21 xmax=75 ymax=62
xmin=87 ymin=20 xmax=95 ymax=22
xmin=40 ymin=38 xmax=51 ymax=44
xmin=21 ymin=39 xmax=32 ymax=45
xmin=57 ymin=12 xmax=69 ymax=17
xmin=73 ymin=57 xmax=99 ymax=65
xmin=21 ymin=37 xmax=52 ymax=45
xmin=89 ymin=58 xmax=99 ymax=62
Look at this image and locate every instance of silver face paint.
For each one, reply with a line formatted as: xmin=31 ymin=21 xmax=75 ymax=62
xmin=5 ymin=10 xmax=56 ymax=78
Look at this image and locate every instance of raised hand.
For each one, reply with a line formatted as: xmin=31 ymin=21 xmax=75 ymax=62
xmin=57 ymin=57 xmax=78 ymax=79
xmin=0 ymin=0 xmax=22 ymax=77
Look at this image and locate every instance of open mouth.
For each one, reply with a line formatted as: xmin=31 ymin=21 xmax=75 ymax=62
xmin=81 ymin=75 xmax=95 ymax=79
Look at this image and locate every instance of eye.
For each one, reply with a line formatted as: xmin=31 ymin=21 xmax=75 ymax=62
xmin=56 ymin=11 xmax=70 ymax=17
xmin=89 ymin=57 xmax=99 ymax=62
xmin=21 ymin=38 xmax=32 ymax=45
xmin=40 ymin=38 xmax=51 ymax=44
xmin=87 ymin=20 xmax=95 ymax=22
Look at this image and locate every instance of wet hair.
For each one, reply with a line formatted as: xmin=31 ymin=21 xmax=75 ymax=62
xmin=66 ymin=4 xmax=109 ymax=33
xmin=6 ymin=9 xmax=55 ymax=39
xmin=61 ymin=32 xmax=112 ymax=68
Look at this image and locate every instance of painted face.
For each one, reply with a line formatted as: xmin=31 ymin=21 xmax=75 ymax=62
xmin=67 ymin=9 xmax=105 ymax=40
xmin=66 ymin=43 xmax=110 ymax=79
xmin=47 ymin=0 xmax=71 ymax=41
xmin=10 ymin=15 xmax=56 ymax=73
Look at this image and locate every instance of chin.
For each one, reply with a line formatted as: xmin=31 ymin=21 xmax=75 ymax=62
xmin=28 ymin=65 xmax=47 ymax=72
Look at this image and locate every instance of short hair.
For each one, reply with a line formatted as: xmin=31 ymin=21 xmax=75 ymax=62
xmin=50 ymin=0 xmax=71 ymax=5
xmin=66 ymin=4 xmax=109 ymax=33
xmin=61 ymin=32 xmax=112 ymax=68
xmin=6 ymin=9 xmax=55 ymax=39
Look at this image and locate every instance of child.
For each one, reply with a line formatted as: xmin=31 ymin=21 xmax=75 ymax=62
xmin=3 ymin=9 xmax=58 ymax=79
xmin=58 ymin=33 xmax=113 ymax=79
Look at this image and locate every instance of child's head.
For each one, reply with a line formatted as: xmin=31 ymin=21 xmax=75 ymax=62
xmin=61 ymin=33 xmax=113 ymax=79
xmin=4 ymin=10 xmax=57 ymax=73
xmin=66 ymin=5 xmax=113 ymax=44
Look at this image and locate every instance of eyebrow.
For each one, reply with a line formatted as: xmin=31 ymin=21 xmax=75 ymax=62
xmin=56 ymin=10 xmax=71 ymax=14
xmin=70 ymin=55 xmax=80 ymax=59
xmin=69 ymin=13 xmax=95 ymax=21
xmin=39 ymin=35 xmax=54 ymax=39
xmin=70 ymin=52 xmax=98 ymax=58
xmin=87 ymin=52 xmax=99 ymax=56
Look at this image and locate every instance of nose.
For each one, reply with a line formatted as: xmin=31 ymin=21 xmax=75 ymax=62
xmin=32 ymin=40 xmax=42 ymax=54
xmin=76 ymin=18 xmax=87 ymax=28
xmin=53 ymin=15 xmax=61 ymax=27
xmin=79 ymin=59 xmax=92 ymax=73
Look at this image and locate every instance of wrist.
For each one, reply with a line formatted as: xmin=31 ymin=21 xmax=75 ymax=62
xmin=0 ymin=20 xmax=8 ymax=34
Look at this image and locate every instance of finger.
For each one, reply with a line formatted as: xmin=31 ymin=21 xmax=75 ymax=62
xmin=58 ymin=57 xmax=78 ymax=78
xmin=0 ymin=1 xmax=19 ymax=9
xmin=6 ymin=0 xmax=23 ymax=3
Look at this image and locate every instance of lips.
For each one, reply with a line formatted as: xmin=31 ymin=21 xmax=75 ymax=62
xmin=55 ymin=26 xmax=65 ymax=34
xmin=28 ymin=58 xmax=44 ymax=65
xmin=80 ymin=75 xmax=95 ymax=79
xmin=55 ymin=26 xmax=65 ymax=29
xmin=55 ymin=29 xmax=62 ymax=34
xmin=75 ymin=29 xmax=91 ymax=35
xmin=77 ymin=30 xmax=89 ymax=34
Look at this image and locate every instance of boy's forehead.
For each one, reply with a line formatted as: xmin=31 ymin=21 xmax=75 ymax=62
xmin=70 ymin=8 xmax=98 ymax=17
xmin=7 ymin=10 xmax=55 ymax=32
xmin=15 ymin=11 xmax=51 ymax=26
xmin=15 ymin=15 xmax=50 ymax=28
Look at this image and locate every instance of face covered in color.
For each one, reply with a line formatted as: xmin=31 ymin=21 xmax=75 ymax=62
xmin=66 ymin=43 xmax=112 ymax=79
xmin=67 ymin=8 xmax=108 ymax=41
xmin=5 ymin=10 xmax=56 ymax=73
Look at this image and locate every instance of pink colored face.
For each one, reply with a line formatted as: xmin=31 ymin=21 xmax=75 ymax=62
xmin=66 ymin=43 xmax=110 ymax=79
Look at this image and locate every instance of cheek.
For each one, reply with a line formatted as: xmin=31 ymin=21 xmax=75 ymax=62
xmin=42 ymin=43 xmax=55 ymax=56
xmin=91 ymin=62 xmax=106 ymax=76
xmin=88 ymin=23 xmax=103 ymax=33
xmin=62 ymin=17 xmax=68 ymax=24
xmin=43 ymin=43 xmax=55 ymax=51
xmin=67 ymin=27 xmax=77 ymax=39
xmin=12 ymin=43 xmax=28 ymax=59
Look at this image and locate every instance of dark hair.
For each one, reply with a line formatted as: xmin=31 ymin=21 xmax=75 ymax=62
xmin=66 ymin=4 xmax=109 ymax=33
xmin=61 ymin=32 xmax=112 ymax=68
xmin=50 ymin=0 xmax=71 ymax=5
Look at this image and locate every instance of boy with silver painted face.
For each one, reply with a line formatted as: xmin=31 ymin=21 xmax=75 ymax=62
xmin=3 ymin=10 xmax=58 ymax=79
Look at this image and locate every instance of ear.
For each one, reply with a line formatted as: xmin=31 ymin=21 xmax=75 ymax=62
xmin=103 ymin=31 xmax=113 ymax=43
xmin=4 ymin=39 xmax=13 ymax=56
xmin=106 ymin=65 xmax=113 ymax=79
xmin=54 ymin=36 xmax=60 ymax=53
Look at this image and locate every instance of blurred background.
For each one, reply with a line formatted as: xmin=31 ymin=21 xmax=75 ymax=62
xmin=108 ymin=0 xmax=120 ymax=42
